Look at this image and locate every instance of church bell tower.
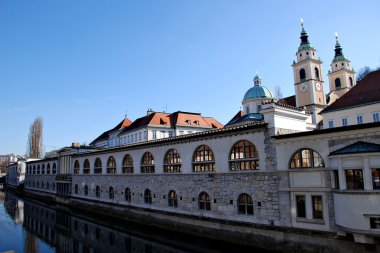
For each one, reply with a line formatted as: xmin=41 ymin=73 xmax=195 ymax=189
xmin=327 ymin=33 xmax=356 ymax=104
xmin=292 ymin=19 xmax=326 ymax=125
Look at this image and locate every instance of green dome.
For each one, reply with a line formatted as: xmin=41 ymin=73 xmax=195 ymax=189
xmin=243 ymin=75 xmax=274 ymax=101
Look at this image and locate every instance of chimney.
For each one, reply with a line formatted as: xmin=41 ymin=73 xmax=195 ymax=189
xmin=72 ymin=142 xmax=81 ymax=148
xmin=147 ymin=108 xmax=154 ymax=115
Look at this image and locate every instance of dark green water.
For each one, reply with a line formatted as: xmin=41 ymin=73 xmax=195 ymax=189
xmin=0 ymin=190 xmax=275 ymax=253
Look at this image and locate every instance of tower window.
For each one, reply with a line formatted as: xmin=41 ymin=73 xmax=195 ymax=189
xmin=335 ymin=78 xmax=341 ymax=89
xmin=314 ymin=67 xmax=320 ymax=80
xmin=349 ymin=77 xmax=353 ymax=87
xmin=246 ymin=107 xmax=250 ymax=114
xmin=300 ymin=53 xmax=302 ymax=57
xmin=299 ymin=69 xmax=306 ymax=81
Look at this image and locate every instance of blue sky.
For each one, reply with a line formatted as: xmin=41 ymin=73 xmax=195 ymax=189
xmin=1 ymin=1 xmax=380 ymax=155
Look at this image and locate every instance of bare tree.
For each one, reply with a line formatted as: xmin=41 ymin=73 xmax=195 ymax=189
xmin=274 ymin=86 xmax=283 ymax=100
xmin=26 ymin=117 xmax=44 ymax=158
xmin=356 ymin=66 xmax=372 ymax=81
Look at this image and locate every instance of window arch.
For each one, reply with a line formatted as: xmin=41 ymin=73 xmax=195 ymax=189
xmin=168 ymin=190 xmax=178 ymax=207
xmin=299 ymin=68 xmax=306 ymax=81
xmin=95 ymin=185 xmax=100 ymax=198
xmin=37 ymin=165 xmax=40 ymax=174
xmin=83 ymin=159 xmax=90 ymax=174
xmin=94 ymin=158 xmax=102 ymax=174
xmin=109 ymin=187 xmax=115 ymax=199
xmin=198 ymin=192 xmax=211 ymax=210
xmin=74 ymin=184 xmax=78 ymax=194
xmin=335 ymin=78 xmax=341 ymax=89
xmin=84 ymin=185 xmax=89 ymax=196
xmin=47 ymin=163 xmax=51 ymax=174
xmin=164 ymin=149 xmax=182 ymax=173
xmin=289 ymin=149 xmax=325 ymax=168
xmin=349 ymin=76 xmax=353 ymax=87
xmin=125 ymin=187 xmax=131 ymax=202
xmin=122 ymin=154 xmax=134 ymax=174
xmin=144 ymin=189 xmax=152 ymax=204
xmin=42 ymin=164 xmax=45 ymax=174
xmin=74 ymin=160 xmax=80 ymax=174
xmin=141 ymin=152 xmax=155 ymax=173
xmin=193 ymin=145 xmax=215 ymax=172
xmin=314 ymin=67 xmax=320 ymax=80
xmin=52 ymin=163 xmax=57 ymax=174
xmin=238 ymin=193 xmax=254 ymax=215
xmin=229 ymin=140 xmax=259 ymax=171
xmin=107 ymin=156 xmax=116 ymax=174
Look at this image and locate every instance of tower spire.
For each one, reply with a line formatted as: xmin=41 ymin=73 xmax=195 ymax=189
xmin=298 ymin=18 xmax=313 ymax=51
xmin=333 ymin=32 xmax=346 ymax=62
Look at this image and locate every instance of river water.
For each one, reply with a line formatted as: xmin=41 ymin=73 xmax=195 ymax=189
xmin=0 ymin=190 xmax=277 ymax=253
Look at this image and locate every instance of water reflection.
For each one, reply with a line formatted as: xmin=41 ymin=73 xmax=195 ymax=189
xmin=2 ymin=191 xmax=270 ymax=253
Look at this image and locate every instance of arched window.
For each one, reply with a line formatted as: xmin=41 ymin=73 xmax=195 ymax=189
xmin=109 ymin=187 xmax=114 ymax=199
xmin=83 ymin=159 xmax=90 ymax=174
xmin=238 ymin=193 xmax=254 ymax=215
xmin=47 ymin=164 xmax=51 ymax=174
xmin=349 ymin=76 xmax=353 ymax=87
xmin=125 ymin=187 xmax=131 ymax=202
xmin=37 ymin=165 xmax=40 ymax=174
xmin=96 ymin=186 xmax=100 ymax=198
xmin=193 ymin=145 xmax=215 ymax=172
xmin=94 ymin=158 xmax=102 ymax=174
xmin=289 ymin=149 xmax=325 ymax=168
xmin=141 ymin=152 xmax=155 ymax=173
xmin=198 ymin=192 xmax=211 ymax=210
xmin=52 ymin=163 xmax=57 ymax=174
xmin=314 ymin=67 xmax=320 ymax=80
xmin=144 ymin=189 xmax=152 ymax=204
xmin=107 ymin=156 xmax=116 ymax=174
xmin=299 ymin=68 xmax=306 ymax=81
xmin=74 ymin=184 xmax=78 ymax=194
xmin=42 ymin=164 xmax=45 ymax=174
xmin=84 ymin=185 xmax=89 ymax=196
xmin=33 ymin=165 xmax=36 ymax=174
xmin=229 ymin=140 xmax=259 ymax=171
xmin=74 ymin=160 xmax=80 ymax=174
xmin=335 ymin=78 xmax=341 ymax=89
xmin=168 ymin=190 xmax=178 ymax=207
xmin=164 ymin=149 xmax=182 ymax=173
xmin=122 ymin=154 xmax=133 ymax=174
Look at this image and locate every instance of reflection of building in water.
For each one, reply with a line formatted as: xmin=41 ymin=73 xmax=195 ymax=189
xmin=4 ymin=191 xmax=24 ymax=224
xmin=23 ymin=199 xmax=189 ymax=253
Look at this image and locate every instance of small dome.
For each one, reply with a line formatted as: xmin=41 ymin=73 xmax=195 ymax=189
xmin=243 ymin=75 xmax=274 ymax=101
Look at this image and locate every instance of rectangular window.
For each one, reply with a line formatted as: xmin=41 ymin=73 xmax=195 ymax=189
xmin=168 ymin=131 xmax=173 ymax=137
xmin=296 ymin=195 xmax=306 ymax=218
xmin=188 ymin=131 xmax=193 ymax=134
xmin=370 ymin=217 xmax=380 ymax=229
xmin=179 ymin=131 xmax=184 ymax=135
xmin=357 ymin=115 xmax=363 ymax=124
xmin=345 ymin=169 xmax=364 ymax=190
xmin=372 ymin=169 xmax=380 ymax=190
xmin=144 ymin=131 xmax=147 ymax=140
xmin=333 ymin=170 xmax=340 ymax=189
xmin=373 ymin=113 xmax=380 ymax=122
xmin=312 ymin=196 xmax=323 ymax=219
xmin=139 ymin=132 xmax=141 ymax=141
xmin=341 ymin=118 xmax=348 ymax=126
xmin=328 ymin=120 xmax=334 ymax=128
xmin=152 ymin=131 xmax=157 ymax=139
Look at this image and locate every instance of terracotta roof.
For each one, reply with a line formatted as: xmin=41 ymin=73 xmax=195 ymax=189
xmin=321 ymin=70 xmax=380 ymax=114
xmin=278 ymin=95 xmax=296 ymax=107
xmin=90 ymin=117 xmax=133 ymax=145
xmin=119 ymin=111 xmax=223 ymax=136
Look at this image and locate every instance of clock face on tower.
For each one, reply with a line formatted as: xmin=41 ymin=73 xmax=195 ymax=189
xmin=315 ymin=82 xmax=321 ymax=91
xmin=301 ymin=83 xmax=308 ymax=93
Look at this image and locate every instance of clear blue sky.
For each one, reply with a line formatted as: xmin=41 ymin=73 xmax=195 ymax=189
xmin=1 ymin=1 xmax=380 ymax=155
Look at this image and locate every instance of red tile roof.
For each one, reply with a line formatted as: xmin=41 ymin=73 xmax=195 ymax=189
xmin=278 ymin=95 xmax=296 ymax=107
xmin=321 ymin=70 xmax=380 ymax=113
